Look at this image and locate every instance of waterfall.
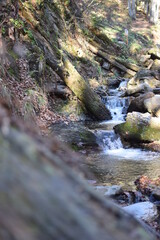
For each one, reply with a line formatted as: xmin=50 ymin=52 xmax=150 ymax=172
xmin=98 ymin=82 xmax=129 ymax=151
xmin=102 ymin=131 xmax=123 ymax=150
xmin=106 ymin=96 xmax=129 ymax=121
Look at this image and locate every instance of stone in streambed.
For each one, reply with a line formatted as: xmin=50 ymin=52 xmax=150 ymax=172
xmin=102 ymin=61 xmax=110 ymax=70
xmin=127 ymin=92 xmax=154 ymax=113
xmin=144 ymin=95 xmax=160 ymax=117
xmin=95 ymin=185 xmax=123 ymax=197
xmin=151 ymin=59 xmax=160 ymax=71
xmin=123 ymin=202 xmax=158 ymax=222
xmin=104 ymin=185 xmax=123 ymax=197
xmin=114 ymin=112 xmax=160 ymax=143
xmin=95 ymin=186 xmax=110 ymax=195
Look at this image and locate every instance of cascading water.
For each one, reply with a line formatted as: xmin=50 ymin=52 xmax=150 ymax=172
xmin=98 ymin=83 xmax=129 ymax=151
xmin=84 ymin=81 xmax=160 ymax=189
xmin=97 ymin=82 xmax=159 ymax=160
xmin=106 ymin=96 xmax=129 ymax=122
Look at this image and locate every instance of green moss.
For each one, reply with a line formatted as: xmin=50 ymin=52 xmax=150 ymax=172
xmin=116 ymin=122 xmax=160 ymax=142
xmin=71 ymin=144 xmax=81 ymax=151
xmin=8 ymin=68 xmax=15 ymax=76
xmin=8 ymin=50 xmax=19 ymax=60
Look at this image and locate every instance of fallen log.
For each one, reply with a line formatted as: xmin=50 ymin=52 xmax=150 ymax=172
xmin=0 ymin=103 xmax=157 ymax=240
xmin=88 ymin=44 xmax=136 ymax=77
xmin=34 ymin=32 xmax=111 ymax=121
xmin=45 ymin=84 xmax=72 ymax=99
xmin=62 ymin=56 xmax=111 ymax=120
xmin=115 ymin=58 xmax=140 ymax=72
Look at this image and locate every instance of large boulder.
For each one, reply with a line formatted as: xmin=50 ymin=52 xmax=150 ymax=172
xmin=144 ymin=95 xmax=160 ymax=117
xmin=125 ymin=83 xmax=153 ymax=96
xmin=51 ymin=122 xmax=100 ymax=149
xmin=126 ymin=69 xmax=160 ymax=96
xmin=127 ymin=92 xmax=154 ymax=113
xmin=124 ymin=202 xmax=158 ymax=222
xmin=151 ymin=59 xmax=160 ymax=71
xmin=114 ymin=112 xmax=160 ymax=143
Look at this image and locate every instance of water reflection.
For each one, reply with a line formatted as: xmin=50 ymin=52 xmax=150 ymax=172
xmin=85 ymin=151 xmax=160 ymax=190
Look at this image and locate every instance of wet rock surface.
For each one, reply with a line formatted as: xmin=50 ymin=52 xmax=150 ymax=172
xmin=51 ymin=122 xmax=101 ymax=150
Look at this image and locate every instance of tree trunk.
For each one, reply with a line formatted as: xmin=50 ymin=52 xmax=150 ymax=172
xmin=0 ymin=108 xmax=157 ymax=240
xmin=62 ymin=56 xmax=111 ymax=120
xmin=128 ymin=0 xmax=136 ymax=19
xmin=33 ymin=32 xmax=111 ymax=121
xmin=149 ymin=0 xmax=159 ymax=24
xmin=144 ymin=0 xmax=150 ymax=16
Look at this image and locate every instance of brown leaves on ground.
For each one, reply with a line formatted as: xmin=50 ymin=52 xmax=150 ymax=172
xmin=135 ymin=175 xmax=160 ymax=195
xmin=0 ymin=58 xmax=68 ymax=134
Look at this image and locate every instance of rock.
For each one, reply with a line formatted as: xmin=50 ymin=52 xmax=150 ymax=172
xmin=144 ymin=95 xmax=160 ymax=117
xmin=124 ymin=202 xmax=158 ymax=222
xmin=126 ymin=83 xmax=153 ymax=96
xmin=95 ymin=185 xmax=123 ymax=197
xmin=114 ymin=112 xmax=160 ymax=143
xmin=111 ymin=67 xmax=120 ymax=76
xmin=148 ymin=47 xmax=160 ymax=60
xmin=151 ymin=59 xmax=160 ymax=71
xmin=118 ymin=80 xmax=128 ymax=91
xmin=127 ymin=92 xmax=154 ymax=113
xmin=142 ymin=141 xmax=160 ymax=152
xmin=102 ymin=61 xmax=110 ymax=70
xmin=106 ymin=77 xmax=121 ymax=86
xmin=51 ymin=122 xmax=99 ymax=149
xmin=128 ymin=69 xmax=160 ymax=86
xmin=95 ymin=186 xmax=109 ymax=195
xmin=143 ymin=77 xmax=160 ymax=88
xmin=139 ymin=54 xmax=151 ymax=64
xmin=152 ymin=188 xmax=160 ymax=200
xmin=104 ymin=185 xmax=123 ymax=197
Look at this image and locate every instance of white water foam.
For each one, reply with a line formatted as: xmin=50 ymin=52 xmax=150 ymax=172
xmin=106 ymin=96 xmax=128 ymax=121
xmin=104 ymin=147 xmax=159 ymax=161
xmin=101 ymin=84 xmax=160 ymax=161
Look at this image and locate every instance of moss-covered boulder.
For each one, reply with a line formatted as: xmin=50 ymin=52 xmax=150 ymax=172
xmin=114 ymin=112 xmax=160 ymax=143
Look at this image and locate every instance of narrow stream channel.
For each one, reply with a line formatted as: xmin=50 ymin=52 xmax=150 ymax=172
xmin=52 ymin=81 xmax=160 ymax=190
xmin=84 ymin=82 xmax=160 ymax=190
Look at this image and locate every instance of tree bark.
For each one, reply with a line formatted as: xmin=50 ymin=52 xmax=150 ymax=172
xmin=149 ymin=0 xmax=160 ymax=24
xmin=128 ymin=0 xmax=136 ymax=20
xmin=33 ymin=32 xmax=111 ymax=121
xmin=88 ymin=44 xmax=136 ymax=77
xmin=62 ymin=56 xmax=111 ymax=120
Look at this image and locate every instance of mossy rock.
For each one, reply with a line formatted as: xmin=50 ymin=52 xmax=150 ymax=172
xmin=51 ymin=122 xmax=99 ymax=149
xmin=114 ymin=112 xmax=160 ymax=143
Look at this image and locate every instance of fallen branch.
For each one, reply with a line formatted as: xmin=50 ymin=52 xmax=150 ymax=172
xmin=88 ymin=44 xmax=136 ymax=77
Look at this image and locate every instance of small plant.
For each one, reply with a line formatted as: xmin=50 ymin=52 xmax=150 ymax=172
xmin=10 ymin=18 xmax=24 ymax=30
xmin=24 ymin=28 xmax=35 ymax=42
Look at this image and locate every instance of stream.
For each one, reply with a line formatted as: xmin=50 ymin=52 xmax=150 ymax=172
xmin=52 ymin=81 xmax=160 ymax=190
